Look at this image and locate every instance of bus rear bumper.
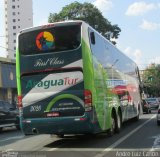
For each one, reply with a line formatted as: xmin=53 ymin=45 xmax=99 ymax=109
xmin=22 ymin=115 xmax=97 ymax=135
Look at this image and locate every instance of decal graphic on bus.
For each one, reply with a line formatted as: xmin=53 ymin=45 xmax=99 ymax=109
xmin=22 ymin=71 xmax=83 ymax=107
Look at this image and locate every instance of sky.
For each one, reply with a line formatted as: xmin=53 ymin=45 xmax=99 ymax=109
xmin=0 ymin=0 xmax=160 ymax=70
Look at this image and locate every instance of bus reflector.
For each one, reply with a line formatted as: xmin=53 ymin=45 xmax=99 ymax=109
xmin=47 ymin=112 xmax=59 ymax=117
xmin=84 ymin=90 xmax=92 ymax=112
xmin=23 ymin=120 xmax=31 ymax=123
xmin=80 ymin=118 xmax=86 ymax=121
xmin=17 ymin=95 xmax=22 ymax=108
xmin=74 ymin=118 xmax=86 ymax=121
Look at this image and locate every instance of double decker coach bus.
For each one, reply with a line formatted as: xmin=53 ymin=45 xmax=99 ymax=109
xmin=16 ymin=20 xmax=142 ymax=137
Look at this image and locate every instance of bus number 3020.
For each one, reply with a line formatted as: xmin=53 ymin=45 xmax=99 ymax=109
xmin=30 ymin=105 xmax=41 ymax=112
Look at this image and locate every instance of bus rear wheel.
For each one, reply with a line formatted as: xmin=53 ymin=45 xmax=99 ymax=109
xmin=115 ymin=111 xmax=122 ymax=133
xmin=107 ymin=114 xmax=116 ymax=136
xmin=134 ymin=111 xmax=140 ymax=121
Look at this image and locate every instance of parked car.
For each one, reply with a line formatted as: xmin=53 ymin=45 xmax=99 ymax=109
xmin=145 ymin=98 xmax=159 ymax=110
xmin=142 ymin=99 xmax=151 ymax=114
xmin=0 ymin=100 xmax=20 ymax=132
xmin=157 ymin=106 xmax=160 ymax=126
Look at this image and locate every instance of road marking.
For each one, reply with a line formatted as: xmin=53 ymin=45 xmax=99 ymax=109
xmin=94 ymin=115 xmax=156 ymax=157
xmin=0 ymin=123 xmax=15 ymax=127
xmin=0 ymin=135 xmax=24 ymax=143
xmin=48 ymin=148 xmax=59 ymax=151
xmin=151 ymin=135 xmax=160 ymax=150
xmin=47 ymin=115 xmax=156 ymax=155
xmin=3 ymin=149 xmax=14 ymax=152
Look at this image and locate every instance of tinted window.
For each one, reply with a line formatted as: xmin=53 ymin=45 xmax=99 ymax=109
xmin=0 ymin=102 xmax=4 ymax=109
xmin=146 ymin=98 xmax=159 ymax=104
xmin=19 ymin=24 xmax=81 ymax=55
xmin=4 ymin=102 xmax=13 ymax=109
xmin=89 ymin=29 xmax=105 ymax=64
xmin=146 ymin=98 xmax=156 ymax=102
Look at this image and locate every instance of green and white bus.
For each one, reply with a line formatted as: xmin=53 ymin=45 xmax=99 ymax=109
xmin=16 ymin=21 xmax=142 ymax=136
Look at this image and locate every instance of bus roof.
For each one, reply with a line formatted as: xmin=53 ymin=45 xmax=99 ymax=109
xmin=19 ymin=20 xmax=86 ymax=34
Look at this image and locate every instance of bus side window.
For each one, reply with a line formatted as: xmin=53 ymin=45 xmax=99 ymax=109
xmin=90 ymin=32 xmax=95 ymax=45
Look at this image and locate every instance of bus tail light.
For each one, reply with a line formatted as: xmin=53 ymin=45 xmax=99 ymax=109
xmin=84 ymin=90 xmax=92 ymax=112
xmin=17 ymin=95 xmax=23 ymax=108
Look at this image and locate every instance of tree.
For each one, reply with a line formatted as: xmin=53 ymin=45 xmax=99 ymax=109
xmin=142 ymin=64 xmax=160 ymax=97
xmin=48 ymin=2 xmax=121 ymax=44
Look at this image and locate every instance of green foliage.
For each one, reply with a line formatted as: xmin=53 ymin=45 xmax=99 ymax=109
xmin=48 ymin=2 xmax=121 ymax=44
xmin=142 ymin=64 xmax=160 ymax=97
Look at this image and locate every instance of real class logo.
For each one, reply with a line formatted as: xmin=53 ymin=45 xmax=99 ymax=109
xmin=34 ymin=58 xmax=64 ymax=67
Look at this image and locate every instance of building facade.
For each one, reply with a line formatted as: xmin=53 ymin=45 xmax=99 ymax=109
xmin=0 ymin=57 xmax=16 ymax=104
xmin=4 ymin=0 xmax=33 ymax=60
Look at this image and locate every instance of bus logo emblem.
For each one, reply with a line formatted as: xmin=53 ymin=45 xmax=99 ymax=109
xmin=36 ymin=31 xmax=55 ymax=50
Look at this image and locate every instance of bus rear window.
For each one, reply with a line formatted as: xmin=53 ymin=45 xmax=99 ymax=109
xmin=19 ymin=24 xmax=81 ymax=55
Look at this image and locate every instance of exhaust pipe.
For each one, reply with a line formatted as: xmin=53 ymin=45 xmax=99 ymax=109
xmin=32 ymin=128 xmax=38 ymax=134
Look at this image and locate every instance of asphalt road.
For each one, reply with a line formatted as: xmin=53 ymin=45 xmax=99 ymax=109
xmin=0 ymin=110 xmax=160 ymax=157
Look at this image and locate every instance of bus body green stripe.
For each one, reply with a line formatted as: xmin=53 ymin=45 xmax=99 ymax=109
xmin=16 ymin=48 xmax=21 ymax=95
xmin=82 ymin=38 xmax=104 ymax=129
